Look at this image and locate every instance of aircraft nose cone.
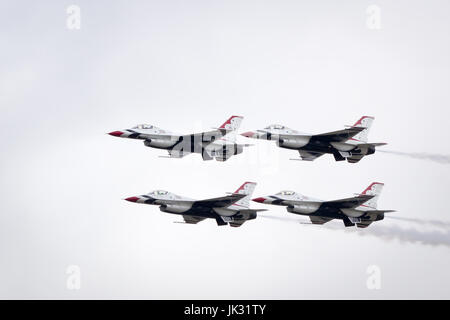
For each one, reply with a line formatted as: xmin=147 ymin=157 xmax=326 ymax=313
xmin=124 ymin=196 xmax=140 ymax=202
xmin=108 ymin=131 xmax=124 ymax=137
xmin=241 ymin=131 xmax=256 ymax=138
xmin=252 ymin=197 xmax=266 ymax=203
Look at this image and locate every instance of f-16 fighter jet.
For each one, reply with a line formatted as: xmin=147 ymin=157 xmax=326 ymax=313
xmin=252 ymin=182 xmax=394 ymax=228
xmin=109 ymin=116 xmax=249 ymax=161
xmin=124 ymin=182 xmax=266 ymax=227
xmin=241 ymin=116 xmax=386 ymax=163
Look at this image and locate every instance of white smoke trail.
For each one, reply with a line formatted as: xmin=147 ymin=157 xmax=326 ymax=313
xmin=322 ymin=223 xmax=450 ymax=247
xmin=260 ymin=214 xmax=450 ymax=247
xmin=378 ymin=150 xmax=450 ymax=164
xmin=386 ymin=216 xmax=450 ymax=228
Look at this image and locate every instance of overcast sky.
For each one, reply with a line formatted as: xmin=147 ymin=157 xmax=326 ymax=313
xmin=1 ymin=0 xmax=449 ymax=299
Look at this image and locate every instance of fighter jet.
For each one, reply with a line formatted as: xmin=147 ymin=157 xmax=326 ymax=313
xmin=124 ymin=182 xmax=266 ymax=227
xmin=241 ymin=116 xmax=386 ymax=163
xmin=109 ymin=116 xmax=249 ymax=161
xmin=252 ymin=182 xmax=394 ymax=228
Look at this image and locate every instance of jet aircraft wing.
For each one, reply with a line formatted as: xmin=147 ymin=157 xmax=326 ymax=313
xmin=193 ymin=193 xmax=247 ymax=208
xmin=279 ymin=127 xmax=364 ymax=144
xmin=313 ymin=127 xmax=366 ymax=142
xmin=321 ymin=195 xmax=374 ymax=209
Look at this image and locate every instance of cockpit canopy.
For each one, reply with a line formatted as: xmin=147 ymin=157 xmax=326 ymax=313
xmin=277 ymin=190 xmax=296 ymax=196
xmin=264 ymin=124 xmax=286 ymax=130
xmin=149 ymin=190 xmax=169 ymax=196
xmin=133 ymin=124 xmax=154 ymax=130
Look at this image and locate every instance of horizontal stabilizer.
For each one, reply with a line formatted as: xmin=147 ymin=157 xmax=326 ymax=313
xmin=215 ymin=217 xmax=228 ymax=226
xmin=343 ymin=216 xmax=355 ymax=227
xmin=225 ymin=209 xmax=260 ymax=227
xmin=323 ymin=195 xmax=374 ymax=209
xmin=348 ymin=216 xmax=362 ymax=223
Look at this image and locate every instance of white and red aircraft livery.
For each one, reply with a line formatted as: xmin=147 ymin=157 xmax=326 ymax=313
xmin=109 ymin=116 xmax=249 ymax=161
xmin=125 ymin=182 xmax=266 ymax=227
xmin=253 ymin=182 xmax=394 ymax=228
xmin=241 ymin=116 xmax=386 ymax=163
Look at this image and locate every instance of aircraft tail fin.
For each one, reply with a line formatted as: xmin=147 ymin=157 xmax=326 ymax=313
xmin=217 ymin=116 xmax=244 ymax=142
xmin=360 ymin=182 xmax=384 ymax=209
xmin=229 ymin=182 xmax=257 ymax=209
xmin=350 ymin=116 xmax=374 ymax=143
xmin=219 ymin=115 xmax=244 ymax=131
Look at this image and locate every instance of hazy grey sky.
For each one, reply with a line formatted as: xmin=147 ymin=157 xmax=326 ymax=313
xmin=1 ymin=0 xmax=449 ymax=299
